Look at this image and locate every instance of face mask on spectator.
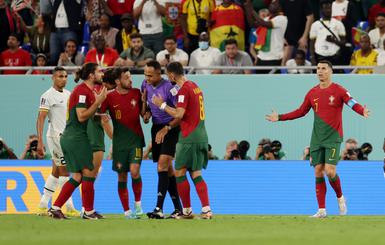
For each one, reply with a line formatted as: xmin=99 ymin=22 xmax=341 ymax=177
xmin=199 ymin=41 xmax=209 ymax=50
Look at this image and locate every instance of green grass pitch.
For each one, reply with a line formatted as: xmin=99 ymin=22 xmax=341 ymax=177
xmin=1 ymin=215 xmax=384 ymax=245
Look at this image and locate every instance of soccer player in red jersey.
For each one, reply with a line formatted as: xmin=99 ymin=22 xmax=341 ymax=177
xmin=48 ymin=63 xmax=107 ymax=220
xmin=101 ymin=68 xmax=146 ymax=218
xmin=266 ymin=60 xmax=370 ymax=218
xmin=152 ymin=62 xmax=212 ymax=219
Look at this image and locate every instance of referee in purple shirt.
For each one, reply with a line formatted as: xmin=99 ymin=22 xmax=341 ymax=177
xmin=141 ymin=60 xmax=183 ymax=219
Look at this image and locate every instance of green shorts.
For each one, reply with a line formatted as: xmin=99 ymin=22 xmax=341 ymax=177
xmin=87 ymin=118 xmax=105 ymax=152
xmin=175 ymin=142 xmax=208 ymax=171
xmin=112 ymin=147 xmax=142 ymax=173
xmin=60 ymin=134 xmax=94 ymax=173
xmin=310 ymin=143 xmax=341 ymax=166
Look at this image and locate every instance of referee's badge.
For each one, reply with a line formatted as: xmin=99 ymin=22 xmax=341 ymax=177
xmin=170 ymin=87 xmax=178 ymax=96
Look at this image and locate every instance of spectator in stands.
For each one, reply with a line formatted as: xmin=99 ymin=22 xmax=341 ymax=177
xmin=208 ymin=144 xmax=219 ymax=160
xmin=286 ymin=49 xmax=312 ymax=74
xmin=20 ymin=135 xmax=50 ymax=160
xmin=210 ymin=0 xmax=245 ymax=51
xmin=369 ymin=13 xmax=385 ymax=50
xmin=107 ymin=0 xmax=135 ymax=29
xmin=255 ymin=138 xmax=275 ymax=160
xmin=133 ymin=0 xmax=166 ymax=55
xmin=244 ymin=0 xmax=288 ymax=73
xmin=223 ymin=140 xmax=238 ymax=160
xmin=309 ymin=0 xmax=346 ymax=66
xmin=341 ymin=138 xmax=359 ymax=160
xmin=156 ymin=35 xmax=189 ymax=67
xmin=84 ymin=0 xmax=109 ymax=32
xmin=376 ymin=39 xmax=385 ymax=65
xmin=0 ymin=137 xmax=17 ymax=159
xmin=181 ymin=0 xmax=215 ymax=54
xmin=85 ymin=34 xmax=120 ymax=67
xmin=0 ymin=0 xmax=19 ymax=52
xmin=163 ymin=0 xmax=184 ymax=46
xmin=249 ymin=8 xmax=269 ymax=65
xmin=281 ymin=0 xmax=314 ymax=65
xmin=212 ymin=39 xmax=253 ymax=74
xmin=90 ymin=14 xmax=119 ymax=49
xmin=57 ymin=39 xmax=84 ymax=66
xmin=0 ymin=33 xmax=32 ymax=75
xmin=189 ymin=32 xmax=221 ymax=74
xmin=32 ymin=53 xmax=50 ymax=75
xmin=332 ymin=0 xmax=360 ymax=52
xmin=115 ymin=13 xmax=137 ymax=54
xmin=239 ymin=140 xmax=252 ymax=160
xmin=49 ymin=0 xmax=84 ymax=65
xmin=368 ymin=0 xmax=385 ymax=29
xmin=16 ymin=13 xmax=51 ymax=62
xmin=114 ymin=33 xmax=155 ymax=69
xmin=350 ymin=34 xmax=378 ymax=74
xmin=40 ymin=0 xmax=52 ymax=15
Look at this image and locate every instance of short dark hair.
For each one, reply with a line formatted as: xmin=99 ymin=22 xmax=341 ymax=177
xmin=130 ymin=33 xmax=143 ymax=40
xmin=318 ymin=60 xmax=333 ymax=69
xmin=74 ymin=63 xmax=98 ymax=83
xmin=53 ymin=66 xmax=66 ymax=73
xmin=166 ymin=62 xmax=184 ymax=76
xmin=224 ymin=39 xmax=238 ymax=47
xmin=295 ymin=49 xmax=306 ymax=59
xmin=146 ymin=60 xmax=161 ymax=71
xmin=65 ymin=39 xmax=77 ymax=47
xmin=113 ymin=67 xmax=129 ymax=81
xmin=320 ymin=0 xmax=332 ymax=7
xmin=9 ymin=32 xmax=22 ymax=42
xmin=164 ymin=35 xmax=177 ymax=43
xmin=376 ymin=12 xmax=385 ymax=18
xmin=103 ymin=68 xmax=116 ymax=85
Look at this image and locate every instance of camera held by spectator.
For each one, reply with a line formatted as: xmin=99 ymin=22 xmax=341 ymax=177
xmin=229 ymin=149 xmax=241 ymax=160
xmin=20 ymin=135 xmax=50 ymax=160
xmin=341 ymin=138 xmax=359 ymax=160
xmin=356 ymin=142 xmax=373 ymax=160
xmin=238 ymin=140 xmax=251 ymax=160
xmin=256 ymin=138 xmax=274 ymax=160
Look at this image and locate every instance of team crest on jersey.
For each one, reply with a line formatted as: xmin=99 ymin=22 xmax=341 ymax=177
xmin=168 ymin=6 xmax=179 ymax=20
xmin=131 ymin=99 xmax=137 ymax=107
xmin=329 ymin=95 xmax=335 ymax=105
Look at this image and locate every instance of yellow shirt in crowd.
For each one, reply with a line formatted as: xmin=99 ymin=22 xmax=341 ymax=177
xmin=350 ymin=49 xmax=378 ymax=74
xmin=182 ymin=0 xmax=215 ymax=36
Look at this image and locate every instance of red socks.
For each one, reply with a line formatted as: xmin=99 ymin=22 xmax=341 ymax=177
xmin=82 ymin=177 xmax=95 ymax=212
xmin=329 ymin=174 xmax=343 ymax=198
xmin=193 ymin=176 xmax=210 ymax=207
xmin=316 ymin=177 xmax=326 ymax=209
xmin=118 ymin=181 xmax=129 ymax=211
xmin=176 ymin=176 xmax=191 ymax=208
xmin=132 ymin=177 xmax=142 ymax=202
xmin=53 ymin=178 xmax=80 ymax=208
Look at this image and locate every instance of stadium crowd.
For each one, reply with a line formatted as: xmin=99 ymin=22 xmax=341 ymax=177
xmin=0 ymin=0 xmax=385 ymax=74
xmin=0 ymin=135 xmax=373 ymax=160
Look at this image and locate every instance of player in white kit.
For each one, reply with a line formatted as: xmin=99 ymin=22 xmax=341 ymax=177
xmin=36 ymin=67 xmax=79 ymax=216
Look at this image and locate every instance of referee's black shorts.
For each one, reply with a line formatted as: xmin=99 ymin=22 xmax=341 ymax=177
xmin=151 ymin=124 xmax=180 ymax=163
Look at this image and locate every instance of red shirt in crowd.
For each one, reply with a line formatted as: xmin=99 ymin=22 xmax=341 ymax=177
xmin=84 ymin=48 xmax=120 ymax=67
xmin=107 ymin=0 xmax=135 ymax=15
xmin=368 ymin=4 xmax=385 ymax=27
xmin=0 ymin=48 xmax=32 ymax=74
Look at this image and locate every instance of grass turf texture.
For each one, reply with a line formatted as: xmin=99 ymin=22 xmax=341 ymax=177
xmin=1 ymin=215 xmax=384 ymax=245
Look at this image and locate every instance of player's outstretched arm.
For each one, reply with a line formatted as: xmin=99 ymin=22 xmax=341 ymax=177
xmin=265 ymin=110 xmax=279 ymax=122
xmin=152 ymin=94 xmax=185 ymax=119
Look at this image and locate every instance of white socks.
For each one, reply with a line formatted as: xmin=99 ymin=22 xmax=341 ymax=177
xmin=39 ymin=174 xmax=58 ymax=208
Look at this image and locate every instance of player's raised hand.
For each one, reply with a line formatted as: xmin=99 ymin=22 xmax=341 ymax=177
xmin=96 ymin=87 xmax=108 ymax=104
xmin=152 ymin=94 xmax=164 ymax=107
xmin=265 ymin=109 xmax=279 ymax=122
xmin=363 ymin=105 xmax=370 ymax=118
